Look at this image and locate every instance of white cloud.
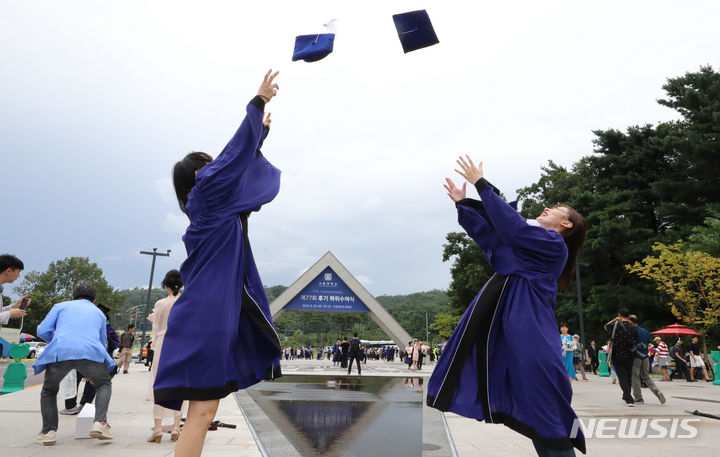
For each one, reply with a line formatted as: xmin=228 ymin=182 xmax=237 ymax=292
xmin=162 ymin=212 xmax=188 ymax=236
xmin=2 ymin=0 xmax=717 ymax=295
xmin=154 ymin=176 xmax=176 ymax=205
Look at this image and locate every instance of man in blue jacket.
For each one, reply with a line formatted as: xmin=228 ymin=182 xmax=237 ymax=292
xmin=33 ymin=283 xmax=117 ymax=445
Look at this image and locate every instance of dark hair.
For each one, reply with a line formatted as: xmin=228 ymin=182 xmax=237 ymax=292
xmin=172 ymin=152 xmax=213 ymax=216
xmin=97 ymin=303 xmax=111 ymax=318
xmin=128 ymin=324 xmax=135 ymax=330
xmin=72 ymin=283 xmax=97 ymax=301
xmin=556 ymin=205 xmax=586 ymax=292
xmin=628 ymin=315 xmax=638 ymax=324
xmin=559 ymin=322 xmax=568 ymax=329
xmin=618 ymin=308 xmax=631 ymax=318
xmin=0 ymin=254 xmax=24 ymax=272
xmin=161 ymin=269 xmax=183 ymax=296
xmin=353 ymin=332 xmax=358 ymax=337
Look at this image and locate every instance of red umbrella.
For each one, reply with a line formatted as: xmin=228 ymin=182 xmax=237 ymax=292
xmin=651 ymin=324 xmax=700 ymax=336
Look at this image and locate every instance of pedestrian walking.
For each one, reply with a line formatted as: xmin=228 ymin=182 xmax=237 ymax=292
xmin=118 ymin=324 xmax=135 ymax=374
xmin=604 ymin=309 xmax=638 ymax=406
xmin=587 ymin=340 xmax=599 ymax=375
xmin=560 ymin=324 xmax=576 ymax=380
xmin=628 ymin=315 xmax=666 ymax=404
xmin=572 ymin=335 xmax=588 ymax=381
xmin=669 ymin=340 xmax=691 ymax=381
xmin=146 ymin=270 xmax=184 ymax=444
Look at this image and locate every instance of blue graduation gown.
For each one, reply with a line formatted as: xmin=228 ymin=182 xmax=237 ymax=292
xmin=426 ymin=179 xmax=585 ymax=454
xmin=154 ymin=97 xmax=282 ymax=410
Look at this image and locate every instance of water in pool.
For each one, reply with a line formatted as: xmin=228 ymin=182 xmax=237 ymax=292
xmin=241 ymin=375 xmax=423 ymax=457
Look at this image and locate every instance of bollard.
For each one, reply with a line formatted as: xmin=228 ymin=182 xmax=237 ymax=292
xmin=598 ymin=351 xmax=610 ymax=377
xmin=1 ymin=343 xmax=30 ymax=394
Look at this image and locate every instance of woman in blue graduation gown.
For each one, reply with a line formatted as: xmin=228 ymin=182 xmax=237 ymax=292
xmin=427 ymin=156 xmax=587 ymax=456
xmin=154 ymin=70 xmax=282 ymax=457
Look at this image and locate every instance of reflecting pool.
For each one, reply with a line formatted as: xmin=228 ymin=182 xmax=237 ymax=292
xmin=239 ymin=375 xmax=423 ymax=457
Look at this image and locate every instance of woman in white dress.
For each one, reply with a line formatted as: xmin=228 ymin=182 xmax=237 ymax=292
xmin=147 ymin=270 xmax=183 ymax=443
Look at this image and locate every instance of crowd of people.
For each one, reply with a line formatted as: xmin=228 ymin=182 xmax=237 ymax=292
xmin=280 ymin=336 xmax=442 ymax=373
xmin=1 ymin=69 xmax=716 ymax=457
xmin=557 ymin=309 xmax=716 ymax=409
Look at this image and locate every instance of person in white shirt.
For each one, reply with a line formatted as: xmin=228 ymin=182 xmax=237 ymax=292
xmin=0 ymin=254 xmax=29 ymax=331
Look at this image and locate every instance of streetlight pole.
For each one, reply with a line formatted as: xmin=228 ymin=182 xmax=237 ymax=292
xmin=425 ymin=312 xmax=430 ymax=343
xmin=139 ymin=248 xmax=171 ymax=354
xmin=576 ymin=261 xmax=588 ymax=365
xmin=126 ymin=305 xmax=142 ymax=326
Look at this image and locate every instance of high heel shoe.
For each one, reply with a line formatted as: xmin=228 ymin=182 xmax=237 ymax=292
xmin=147 ymin=430 xmax=162 ymax=443
xmin=170 ymin=428 xmax=180 ymax=442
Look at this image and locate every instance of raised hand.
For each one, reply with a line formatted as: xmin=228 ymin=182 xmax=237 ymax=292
xmin=443 ymin=178 xmax=466 ymax=202
xmin=454 ymin=155 xmax=483 ymax=184
xmin=257 ymin=70 xmax=279 ymax=103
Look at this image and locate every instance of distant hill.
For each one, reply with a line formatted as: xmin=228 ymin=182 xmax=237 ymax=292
xmin=114 ymin=285 xmax=450 ymax=346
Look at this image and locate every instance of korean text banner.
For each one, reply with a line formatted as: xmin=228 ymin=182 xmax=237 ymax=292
xmin=284 ymin=267 xmax=370 ymax=313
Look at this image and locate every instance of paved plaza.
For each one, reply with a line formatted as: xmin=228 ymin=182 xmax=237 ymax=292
xmin=0 ymin=358 xmax=718 ymax=456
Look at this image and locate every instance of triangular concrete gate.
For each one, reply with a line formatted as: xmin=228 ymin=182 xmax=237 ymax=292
xmin=270 ymin=251 xmax=413 ymax=349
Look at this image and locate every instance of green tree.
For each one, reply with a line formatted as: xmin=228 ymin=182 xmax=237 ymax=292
xmin=446 ymin=67 xmax=720 ymax=347
xmin=430 ymin=312 xmax=461 ymax=339
xmin=116 ymin=287 xmax=167 ymax=327
xmin=442 ymin=232 xmax=494 ymax=313
xmin=13 ymin=257 xmax=126 ymax=336
xmin=627 ymin=242 xmax=720 ymax=354
xmin=687 ymin=213 xmax=720 ymax=257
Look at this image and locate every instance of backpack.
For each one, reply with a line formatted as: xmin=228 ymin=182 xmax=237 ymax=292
xmin=350 ymin=338 xmax=360 ymax=353
xmin=610 ymin=321 xmax=637 ymax=361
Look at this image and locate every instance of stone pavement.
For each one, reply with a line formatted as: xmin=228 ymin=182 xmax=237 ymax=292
xmin=1 ymin=358 xmax=719 ymax=456
xmin=0 ymin=362 xmax=260 ymax=457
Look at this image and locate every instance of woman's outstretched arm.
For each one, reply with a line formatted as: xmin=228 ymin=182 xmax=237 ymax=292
xmin=454 ymin=155 xmax=565 ymax=258
xmin=198 ymin=71 xmax=279 ymax=187
xmin=445 ymin=177 xmax=500 ymax=251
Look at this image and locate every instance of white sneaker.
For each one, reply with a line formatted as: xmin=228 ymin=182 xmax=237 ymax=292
xmin=35 ymin=430 xmax=56 ymax=446
xmin=59 ymin=405 xmax=82 ymax=415
xmin=89 ymin=422 xmax=113 ymax=440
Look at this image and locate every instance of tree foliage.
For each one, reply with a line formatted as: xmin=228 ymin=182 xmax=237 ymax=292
xmin=627 ymin=242 xmax=720 ymax=334
xmin=429 ymin=312 xmax=461 ymax=340
xmin=687 ymin=214 xmax=720 ymax=257
xmin=13 ymin=257 xmax=126 ymax=335
xmin=445 ymin=66 xmax=720 ymax=347
xmin=442 ymin=232 xmax=493 ymax=312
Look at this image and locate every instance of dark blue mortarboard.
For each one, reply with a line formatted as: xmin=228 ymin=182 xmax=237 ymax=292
xmin=392 ymin=10 xmax=439 ymax=53
xmin=292 ymin=33 xmax=335 ymax=62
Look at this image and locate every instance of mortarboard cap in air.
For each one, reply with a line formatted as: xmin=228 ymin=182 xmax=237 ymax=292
xmin=392 ymin=9 xmax=439 ymax=53
xmin=292 ymin=33 xmax=335 ymax=62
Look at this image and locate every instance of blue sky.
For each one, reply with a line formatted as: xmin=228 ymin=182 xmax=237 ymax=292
xmin=2 ymin=1 xmax=719 ymax=299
